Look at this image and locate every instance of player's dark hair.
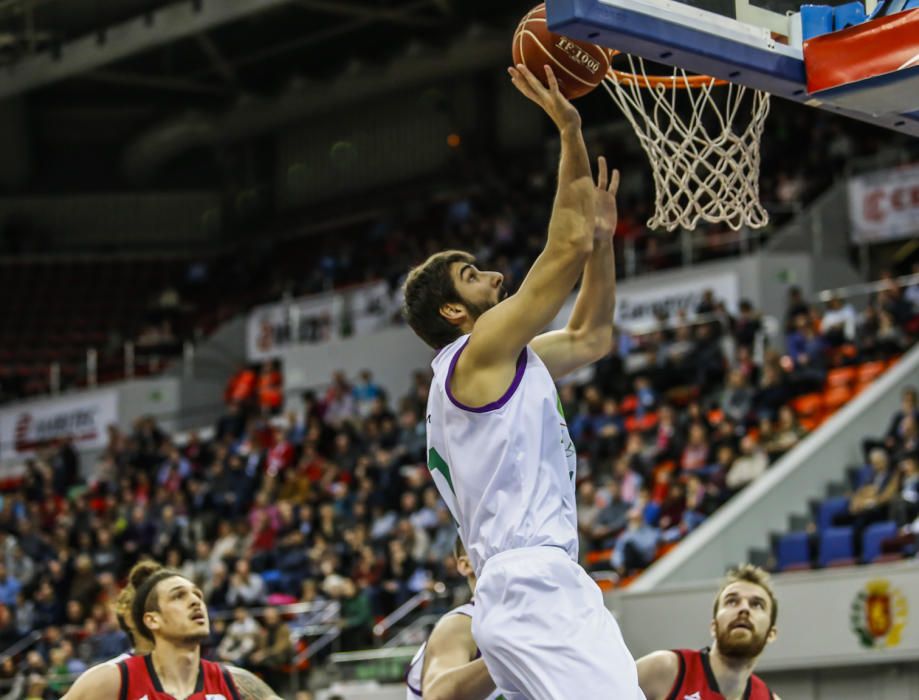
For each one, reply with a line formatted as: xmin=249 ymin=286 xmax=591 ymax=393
xmin=403 ymin=250 xmax=476 ymax=349
xmin=131 ymin=563 xmax=183 ymax=642
xmin=713 ymin=564 xmax=778 ymax=628
xmin=452 ymin=536 xmax=467 ymax=560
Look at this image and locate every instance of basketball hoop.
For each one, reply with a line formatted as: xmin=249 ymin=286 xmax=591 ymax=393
xmin=602 ymin=51 xmax=771 ymax=232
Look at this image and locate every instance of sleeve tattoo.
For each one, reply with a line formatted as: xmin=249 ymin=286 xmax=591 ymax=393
xmin=226 ymin=665 xmax=285 ymax=700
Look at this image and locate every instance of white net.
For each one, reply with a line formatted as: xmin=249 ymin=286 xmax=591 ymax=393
xmin=602 ymin=54 xmax=771 ymax=232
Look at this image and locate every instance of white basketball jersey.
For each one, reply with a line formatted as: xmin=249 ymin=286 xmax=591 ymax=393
xmin=405 ymin=603 xmax=504 ymax=700
xmin=426 ymin=334 xmax=578 ymax=576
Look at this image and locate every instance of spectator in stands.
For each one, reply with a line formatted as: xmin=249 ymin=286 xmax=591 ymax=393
xmin=864 ymin=387 xmax=919 ymax=459
xmin=891 ymin=456 xmax=919 ymax=526
xmin=217 ymin=606 xmax=260 ymax=666
xmin=765 ymin=405 xmax=805 ymax=458
xmin=680 ymin=423 xmax=710 ymax=474
xmin=752 ymin=364 xmax=788 ymax=421
xmin=333 ymin=577 xmax=373 ymax=652
xmin=725 ymin=436 xmax=769 ymax=493
xmin=227 ymin=558 xmax=267 ymax=607
xmin=834 ymin=448 xmax=900 ymax=551
xmin=610 ymin=508 xmax=659 ymax=577
xmin=721 ymin=369 xmax=754 ymax=426
xmin=821 ymin=294 xmax=857 ymax=346
xmin=591 ymin=480 xmax=630 ymax=549
xmin=248 ymin=607 xmax=293 ymax=686
xmin=0 ymin=564 xmax=20 ymax=609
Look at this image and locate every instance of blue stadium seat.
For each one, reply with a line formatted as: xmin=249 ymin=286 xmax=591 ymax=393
xmin=817 ymin=496 xmax=850 ymax=532
xmin=862 ymin=521 xmax=898 ymax=563
xmin=818 ymin=526 xmax=855 ymax=567
xmin=776 ymin=532 xmax=811 ymax=571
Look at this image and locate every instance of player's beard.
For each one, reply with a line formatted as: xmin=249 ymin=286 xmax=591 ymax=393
xmin=465 ymin=286 xmax=509 ymax=321
xmin=714 ymin=620 xmax=770 ymax=660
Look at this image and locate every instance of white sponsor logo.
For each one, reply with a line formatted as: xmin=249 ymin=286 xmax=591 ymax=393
xmin=683 ymin=693 xmax=702 ymax=700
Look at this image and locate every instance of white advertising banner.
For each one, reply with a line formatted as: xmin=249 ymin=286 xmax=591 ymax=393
xmin=246 ymin=281 xmax=397 ymax=361
xmin=247 ymin=291 xmax=341 ymax=361
xmin=616 ymin=561 xmax=919 ymax=671
xmin=615 ymin=270 xmax=739 ymax=332
xmin=550 ymin=269 xmax=740 ymax=334
xmin=0 ymin=391 xmax=118 ymax=461
xmin=848 ymin=162 xmax=919 ymax=244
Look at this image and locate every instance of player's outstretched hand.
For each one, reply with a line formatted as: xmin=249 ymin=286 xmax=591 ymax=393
xmin=508 ymin=63 xmax=581 ymax=133
xmin=595 ymin=155 xmax=620 ymax=237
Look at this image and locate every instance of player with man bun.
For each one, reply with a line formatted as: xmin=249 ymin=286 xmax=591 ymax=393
xmin=62 ymin=561 xmax=283 ymax=700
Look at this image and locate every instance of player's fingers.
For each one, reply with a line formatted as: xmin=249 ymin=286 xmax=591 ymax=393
xmin=609 ymin=168 xmax=620 ymax=194
xmin=509 ymin=67 xmax=539 ymax=102
xmin=597 ymin=156 xmax=608 ymax=191
xmin=544 ymin=65 xmax=561 ymax=95
xmin=517 ymin=64 xmax=549 ymax=98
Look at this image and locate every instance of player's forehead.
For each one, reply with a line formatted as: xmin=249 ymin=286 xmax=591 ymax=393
xmin=159 ymin=575 xmax=201 ymax=597
xmin=719 ymin=581 xmax=770 ymax=606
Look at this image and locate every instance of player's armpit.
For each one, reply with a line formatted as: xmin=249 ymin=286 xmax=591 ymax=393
xmin=225 ymin=665 xmax=284 ymax=700
xmin=530 ymin=327 xmax=613 ymax=380
xmin=60 ymin=663 xmax=121 ymax=700
xmin=635 ymin=650 xmax=681 ymax=700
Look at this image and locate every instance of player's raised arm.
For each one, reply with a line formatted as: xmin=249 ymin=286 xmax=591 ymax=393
xmin=422 ymin=613 xmax=497 ymax=700
xmin=462 ymin=64 xmax=596 ymax=371
xmin=531 ymin=156 xmax=620 ymax=379
xmin=60 ymin=663 xmax=121 ymax=700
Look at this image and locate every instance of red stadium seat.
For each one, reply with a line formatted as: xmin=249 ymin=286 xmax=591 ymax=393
xmin=791 ymin=393 xmax=825 ymax=431
xmin=856 ymin=361 xmax=886 ymax=386
xmin=825 ymin=366 xmax=856 ymax=389
xmin=823 ymin=384 xmax=854 ymax=413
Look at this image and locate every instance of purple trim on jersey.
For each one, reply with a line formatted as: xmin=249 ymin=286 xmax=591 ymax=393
xmin=445 ymin=339 xmax=527 ymax=413
xmin=404 ymin=655 xmax=424 ymax=698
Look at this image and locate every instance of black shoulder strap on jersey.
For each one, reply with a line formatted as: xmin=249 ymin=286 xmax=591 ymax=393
xmin=221 ymin=666 xmax=242 ymax=700
xmin=665 ymin=650 xmax=687 ymax=700
xmin=117 ymin=661 xmax=129 ymax=700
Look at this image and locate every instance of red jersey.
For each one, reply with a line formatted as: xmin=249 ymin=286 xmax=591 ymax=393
xmin=666 ymin=648 xmax=774 ymax=700
xmin=117 ymin=655 xmax=240 ymax=700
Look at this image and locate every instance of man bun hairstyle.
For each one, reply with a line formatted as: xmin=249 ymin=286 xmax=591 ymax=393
xmin=713 ymin=564 xmax=778 ymax=628
xmin=130 ymin=563 xmax=183 ymax=642
xmin=113 ymin=561 xmax=162 ymax=643
xmin=403 ymin=250 xmax=475 ymax=349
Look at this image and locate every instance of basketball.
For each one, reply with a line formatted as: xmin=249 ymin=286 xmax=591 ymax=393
xmin=512 ymin=3 xmax=610 ymax=100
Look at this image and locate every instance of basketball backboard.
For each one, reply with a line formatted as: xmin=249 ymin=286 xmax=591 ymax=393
xmin=547 ymin=0 xmax=919 ymax=137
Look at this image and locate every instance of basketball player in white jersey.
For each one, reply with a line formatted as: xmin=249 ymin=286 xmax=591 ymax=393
xmin=405 ymin=540 xmax=504 ymax=700
xmin=403 ymin=63 xmax=642 ymax=699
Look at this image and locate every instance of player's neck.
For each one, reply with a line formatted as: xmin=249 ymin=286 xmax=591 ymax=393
xmin=151 ymin=641 xmax=202 ymax=696
xmin=709 ymin=646 xmax=756 ymax=700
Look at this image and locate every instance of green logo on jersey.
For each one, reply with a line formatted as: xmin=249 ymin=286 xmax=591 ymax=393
xmin=428 ymin=447 xmax=455 ymax=494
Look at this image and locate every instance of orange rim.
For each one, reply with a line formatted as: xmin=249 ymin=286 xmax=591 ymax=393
xmin=606 ymin=49 xmax=727 ymax=89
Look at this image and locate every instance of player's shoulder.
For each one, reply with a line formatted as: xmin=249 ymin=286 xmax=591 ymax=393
xmin=635 ymin=650 xmax=682 ymax=700
xmin=428 ymin=606 xmax=474 ymax=642
xmin=61 ymin=661 xmax=121 ymax=700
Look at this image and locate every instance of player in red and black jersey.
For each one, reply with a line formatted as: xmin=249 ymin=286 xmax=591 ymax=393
xmin=637 ymin=564 xmax=782 ymax=700
xmin=62 ymin=563 xmax=283 ymax=700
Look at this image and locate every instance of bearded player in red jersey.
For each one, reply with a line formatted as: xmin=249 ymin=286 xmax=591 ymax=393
xmin=637 ymin=565 xmax=782 ymax=700
xmin=62 ymin=564 xmax=283 ymax=700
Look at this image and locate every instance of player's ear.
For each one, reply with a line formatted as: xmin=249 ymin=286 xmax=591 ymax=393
xmin=439 ymin=302 xmax=466 ymax=326
xmin=709 ymin=619 xmax=717 ymax=640
xmin=766 ymin=624 xmax=778 ymax=644
xmin=144 ymin=611 xmax=160 ymax=634
xmin=456 ymin=555 xmax=473 ymax=577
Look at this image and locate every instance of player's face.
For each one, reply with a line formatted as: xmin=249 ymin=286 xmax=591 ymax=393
xmin=145 ymin=576 xmax=210 ymax=644
xmin=711 ymin=582 xmax=776 ymax=660
xmin=450 ymin=262 xmax=507 ymax=320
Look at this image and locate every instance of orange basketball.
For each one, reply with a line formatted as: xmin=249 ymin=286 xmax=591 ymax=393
xmin=512 ymin=3 xmax=610 ymax=100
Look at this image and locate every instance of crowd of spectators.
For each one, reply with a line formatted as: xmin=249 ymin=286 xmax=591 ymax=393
xmin=1 ymin=267 xmax=917 ymax=697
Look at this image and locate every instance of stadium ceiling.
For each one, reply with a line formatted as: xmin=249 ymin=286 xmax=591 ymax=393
xmin=0 ymin=0 xmax=517 ymax=98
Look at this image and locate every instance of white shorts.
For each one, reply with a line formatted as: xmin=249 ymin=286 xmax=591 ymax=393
xmin=472 ymin=546 xmax=645 ymax=700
